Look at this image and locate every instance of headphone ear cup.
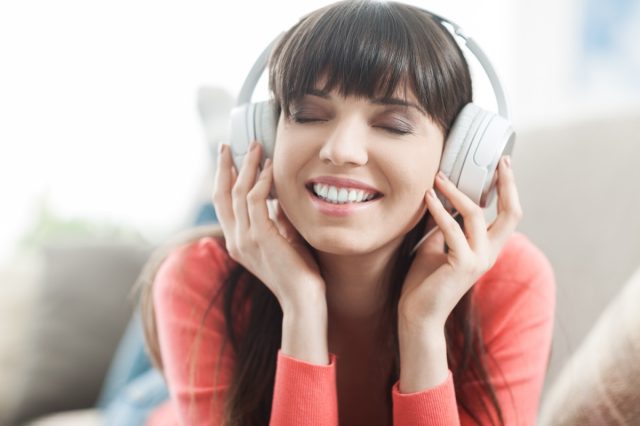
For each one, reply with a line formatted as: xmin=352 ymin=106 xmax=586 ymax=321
xmin=228 ymin=103 xmax=254 ymax=172
xmin=253 ymin=100 xmax=278 ymax=167
xmin=227 ymin=100 xmax=278 ymax=170
xmin=439 ymin=103 xmax=515 ymax=209
xmin=440 ymin=103 xmax=477 ymax=178
xmin=438 ymin=103 xmax=479 ymax=212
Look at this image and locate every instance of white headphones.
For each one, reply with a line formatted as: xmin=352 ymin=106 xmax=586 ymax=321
xmin=227 ymin=8 xmax=515 ymax=213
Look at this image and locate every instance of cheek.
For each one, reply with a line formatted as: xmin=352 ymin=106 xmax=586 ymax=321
xmin=385 ymin=149 xmax=439 ymax=196
xmin=272 ymin=127 xmax=296 ymax=184
xmin=272 ymin=132 xmax=312 ymax=200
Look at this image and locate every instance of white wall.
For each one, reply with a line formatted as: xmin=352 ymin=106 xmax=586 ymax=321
xmin=514 ymin=0 xmax=640 ymax=129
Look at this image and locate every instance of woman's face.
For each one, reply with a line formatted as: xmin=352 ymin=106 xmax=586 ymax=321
xmin=272 ymin=85 xmax=445 ymax=255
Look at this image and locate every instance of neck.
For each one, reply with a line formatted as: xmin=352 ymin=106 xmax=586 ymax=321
xmin=318 ymin=238 xmax=404 ymax=342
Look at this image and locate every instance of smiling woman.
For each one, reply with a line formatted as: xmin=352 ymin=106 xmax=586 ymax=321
xmin=137 ymin=1 xmax=554 ymax=425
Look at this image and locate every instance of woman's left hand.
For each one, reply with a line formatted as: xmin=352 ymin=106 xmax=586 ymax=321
xmin=398 ymin=156 xmax=523 ymax=329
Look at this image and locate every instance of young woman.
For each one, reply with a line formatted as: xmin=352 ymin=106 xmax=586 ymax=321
xmin=139 ymin=1 xmax=555 ymax=425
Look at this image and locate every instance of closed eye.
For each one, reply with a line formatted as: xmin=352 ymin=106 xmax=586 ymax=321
xmin=291 ymin=114 xmax=326 ymax=124
xmin=379 ymin=126 xmax=412 ymax=135
xmin=291 ymin=115 xmax=413 ymax=135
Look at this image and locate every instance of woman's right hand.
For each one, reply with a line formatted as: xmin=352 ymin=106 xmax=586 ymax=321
xmin=212 ymin=141 xmax=327 ymax=314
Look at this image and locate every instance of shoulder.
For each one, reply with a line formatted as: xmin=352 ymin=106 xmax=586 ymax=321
xmin=476 ymin=231 xmax=555 ymax=296
xmin=472 ymin=232 xmax=556 ymax=342
xmin=154 ymin=234 xmax=237 ymax=303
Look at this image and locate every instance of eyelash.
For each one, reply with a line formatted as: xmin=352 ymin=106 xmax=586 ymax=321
xmin=291 ymin=116 xmax=413 ymax=136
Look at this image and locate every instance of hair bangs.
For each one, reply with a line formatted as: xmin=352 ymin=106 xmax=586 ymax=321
xmin=268 ymin=1 xmax=472 ymax=133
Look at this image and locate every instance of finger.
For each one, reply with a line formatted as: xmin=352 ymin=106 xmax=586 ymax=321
xmin=418 ymin=226 xmax=446 ymax=257
xmin=274 ymin=200 xmax=305 ymax=245
xmin=410 ymin=200 xmax=448 ymax=256
xmin=426 ymin=188 xmax=470 ymax=256
xmin=212 ymin=144 xmax=236 ymax=233
xmin=434 ymin=171 xmax=488 ymax=252
xmin=488 ymin=156 xmax=523 ymax=250
xmin=231 ymin=141 xmax=262 ymax=230
xmin=247 ymin=158 xmax=275 ymax=236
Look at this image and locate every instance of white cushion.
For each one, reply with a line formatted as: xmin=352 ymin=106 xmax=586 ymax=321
xmin=26 ymin=409 xmax=103 ymax=426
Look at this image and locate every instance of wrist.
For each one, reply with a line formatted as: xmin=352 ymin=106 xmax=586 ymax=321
xmin=398 ymin=303 xmax=446 ymax=335
xmin=281 ymin=303 xmax=329 ymax=365
xmin=398 ymin=300 xmax=449 ymax=332
xmin=280 ymin=287 xmax=327 ymax=318
xmin=398 ymin=318 xmax=446 ymax=348
xmin=398 ymin=324 xmax=448 ymax=393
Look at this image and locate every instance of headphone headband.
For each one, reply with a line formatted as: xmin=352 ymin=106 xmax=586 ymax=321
xmin=236 ymin=8 xmax=510 ymax=120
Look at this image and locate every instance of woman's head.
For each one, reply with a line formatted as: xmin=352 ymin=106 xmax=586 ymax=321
xmin=267 ymin=0 xmax=472 ymax=255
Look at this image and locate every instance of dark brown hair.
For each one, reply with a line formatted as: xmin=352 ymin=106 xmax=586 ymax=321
xmin=140 ymin=1 xmax=507 ymax=425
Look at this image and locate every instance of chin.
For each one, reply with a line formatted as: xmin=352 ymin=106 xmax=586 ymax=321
xmin=302 ymin=229 xmax=400 ymax=257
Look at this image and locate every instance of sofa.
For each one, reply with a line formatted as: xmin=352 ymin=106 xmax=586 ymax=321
xmin=1 ymin=107 xmax=639 ymax=425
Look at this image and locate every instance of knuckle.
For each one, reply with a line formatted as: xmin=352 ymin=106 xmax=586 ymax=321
xmin=236 ymin=237 xmax=251 ymax=254
xmin=511 ymin=206 xmax=524 ymax=221
xmin=249 ymin=226 xmax=263 ymax=243
xmin=470 ymin=259 xmax=486 ymax=277
xmin=478 ymin=256 xmax=493 ymax=273
xmin=231 ymin=185 xmax=244 ymax=198
xmin=469 ymin=203 xmax=483 ymax=218
xmin=442 ymin=217 xmax=459 ymax=233
xmin=212 ymin=191 xmax=224 ymax=206
xmin=226 ymin=243 xmax=239 ymax=260
xmin=459 ymin=258 xmax=477 ymax=277
xmin=246 ymin=188 xmax=261 ymax=204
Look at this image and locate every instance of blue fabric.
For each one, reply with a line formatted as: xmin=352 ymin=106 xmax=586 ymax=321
xmin=102 ymin=368 xmax=169 ymax=426
xmin=194 ymin=202 xmax=218 ymax=225
xmin=97 ymin=309 xmax=168 ymax=426
xmin=96 ymin=309 xmax=153 ymax=409
xmin=97 ymin=203 xmax=217 ymax=425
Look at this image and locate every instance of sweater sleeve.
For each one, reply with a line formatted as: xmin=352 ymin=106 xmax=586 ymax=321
xmin=270 ymin=350 xmax=339 ymax=425
xmin=149 ymin=237 xmax=239 ymax=426
xmin=391 ymin=232 xmax=556 ymax=426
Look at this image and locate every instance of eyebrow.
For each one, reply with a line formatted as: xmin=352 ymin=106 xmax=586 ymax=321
xmin=304 ymin=89 xmax=426 ymax=114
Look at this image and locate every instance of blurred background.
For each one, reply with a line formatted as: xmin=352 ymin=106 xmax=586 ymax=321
xmin=1 ymin=0 xmax=639 ymax=424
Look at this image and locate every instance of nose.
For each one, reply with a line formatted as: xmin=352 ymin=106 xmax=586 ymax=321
xmin=318 ymin=117 xmax=368 ymax=166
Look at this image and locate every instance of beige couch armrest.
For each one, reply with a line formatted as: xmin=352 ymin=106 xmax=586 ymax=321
xmin=539 ymin=265 xmax=640 ymax=425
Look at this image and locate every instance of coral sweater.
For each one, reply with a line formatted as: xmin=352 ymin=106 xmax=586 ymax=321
xmin=146 ymin=232 xmax=555 ymax=425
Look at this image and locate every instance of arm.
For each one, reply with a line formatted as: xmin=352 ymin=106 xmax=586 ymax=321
xmin=270 ymin=302 xmax=339 ymax=426
xmin=152 ymin=238 xmax=238 ymax=425
xmin=392 ymin=234 xmax=556 ymax=426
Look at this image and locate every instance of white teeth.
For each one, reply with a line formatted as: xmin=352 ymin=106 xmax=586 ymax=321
xmin=327 ymin=186 xmax=338 ymax=202
xmin=337 ymin=188 xmax=348 ymax=203
xmin=312 ymin=183 xmax=378 ymax=204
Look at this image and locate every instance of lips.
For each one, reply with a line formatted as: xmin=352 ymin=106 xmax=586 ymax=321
xmin=305 ymin=176 xmax=383 ymax=196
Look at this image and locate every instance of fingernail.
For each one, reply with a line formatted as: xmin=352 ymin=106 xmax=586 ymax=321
xmin=437 ymin=171 xmax=447 ymax=181
xmin=218 ymin=143 xmax=227 ymax=154
xmin=503 ymin=155 xmax=511 ymax=168
xmin=250 ymin=141 xmax=259 ymax=152
xmin=264 ymin=158 xmax=272 ymax=168
xmin=427 ymin=188 xmax=437 ymax=198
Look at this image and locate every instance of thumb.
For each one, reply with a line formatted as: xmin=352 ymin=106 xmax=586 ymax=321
xmin=271 ymin=200 xmax=303 ymax=245
xmin=417 ymin=214 xmax=445 ymax=254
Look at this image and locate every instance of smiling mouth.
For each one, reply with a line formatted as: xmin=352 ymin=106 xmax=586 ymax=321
xmin=305 ymin=183 xmax=383 ymax=205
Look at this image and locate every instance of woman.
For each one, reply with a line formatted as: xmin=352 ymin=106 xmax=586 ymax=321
xmin=139 ymin=1 xmax=555 ymax=425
